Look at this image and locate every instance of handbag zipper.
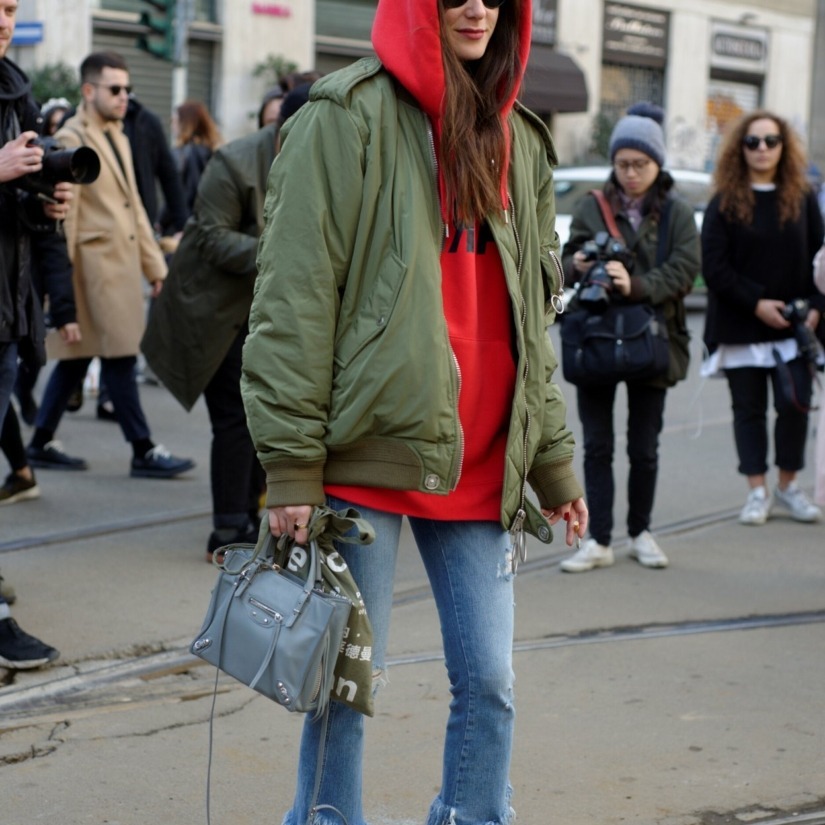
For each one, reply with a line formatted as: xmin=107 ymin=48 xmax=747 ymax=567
xmin=248 ymin=596 xmax=283 ymax=623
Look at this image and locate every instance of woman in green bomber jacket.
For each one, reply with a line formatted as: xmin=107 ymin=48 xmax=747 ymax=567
xmin=559 ymin=103 xmax=700 ymax=575
xmin=241 ymin=1 xmax=587 ymax=823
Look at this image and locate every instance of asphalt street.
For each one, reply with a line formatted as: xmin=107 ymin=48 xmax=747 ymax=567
xmin=0 ymin=311 xmax=823 ymax=825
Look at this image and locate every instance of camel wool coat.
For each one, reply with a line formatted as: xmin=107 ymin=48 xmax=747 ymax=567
xmin=46 ymin=102 xmax=167 ymax=360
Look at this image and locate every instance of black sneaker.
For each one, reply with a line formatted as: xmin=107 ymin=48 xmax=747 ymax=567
xmin=130 ymin=444 xmax=195 ymax=479
xmin=27 ymin=441 xmax=88 ymax=471
xmin=0 ymin=471 xmax=41 ymax=506
xmin=0 ymin=618 xmax=60 ymax=669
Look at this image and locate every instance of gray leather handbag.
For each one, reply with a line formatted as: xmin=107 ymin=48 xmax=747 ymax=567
xmin=190 ymin=530 xmax=352 ymax=718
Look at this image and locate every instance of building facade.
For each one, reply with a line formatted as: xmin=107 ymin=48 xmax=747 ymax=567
xmin=9 ymin=1 xmax=820 ymax=172
xmin=554 ymin=0 xmax=817 ymax=170
xmin=11 ymin=1 xmax=314 ymax=139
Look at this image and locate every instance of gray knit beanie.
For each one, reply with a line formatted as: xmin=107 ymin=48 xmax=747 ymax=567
xmin=609 ymin=102 xmax=666 ymax=167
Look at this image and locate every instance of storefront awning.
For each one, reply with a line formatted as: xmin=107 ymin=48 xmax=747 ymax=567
xmin=520 ymin=46 xmax=589 ymax=114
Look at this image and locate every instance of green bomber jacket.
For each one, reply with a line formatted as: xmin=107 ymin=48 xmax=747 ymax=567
xmin=241 ymin=57 xmax=583 ymax=542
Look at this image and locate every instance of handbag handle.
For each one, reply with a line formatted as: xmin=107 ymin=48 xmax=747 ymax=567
xmin=219 ymin=504 xmax=375 ymax=573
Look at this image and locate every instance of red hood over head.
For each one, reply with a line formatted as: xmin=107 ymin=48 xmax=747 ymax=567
xmin=372 ymin=0 xmax=533 ymax=211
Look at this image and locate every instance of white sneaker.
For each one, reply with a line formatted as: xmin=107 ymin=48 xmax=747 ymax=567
xmin=560 ymin=539 xmax=614 ymax=573
xmin=629 ymin=530 xmax=669 ymax=568
xmin=772 ymin=483 xmax=823 ymax=523
xmin=739 ymin=486 xmax=771 ymax=526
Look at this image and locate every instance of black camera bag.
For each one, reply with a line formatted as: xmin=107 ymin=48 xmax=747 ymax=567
xmin=561 ymin=190 xmax=672 ymax=386
xmin=561 ymin=302 xmax=670 ymax=385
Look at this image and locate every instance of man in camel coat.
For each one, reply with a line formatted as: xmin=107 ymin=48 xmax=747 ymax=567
xmin=26 ymin=51 xmax=194 ymax=478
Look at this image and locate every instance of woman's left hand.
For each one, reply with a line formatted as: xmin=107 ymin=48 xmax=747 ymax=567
xmin=606 ymin=261 xmax=631 ymax=297
xmin=542 ymin=497 xmax=589 ymax=546
xmin=805 ymin=307 xmax=821 ymax=331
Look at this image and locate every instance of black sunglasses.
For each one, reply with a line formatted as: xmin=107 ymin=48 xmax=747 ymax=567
xmin=443 ymin=0 xmax=508 ymax=9
xmin=742 ymin=134 xmax=782 ymax=151
xmin=91 ymin=82 xmax=132 ymax=97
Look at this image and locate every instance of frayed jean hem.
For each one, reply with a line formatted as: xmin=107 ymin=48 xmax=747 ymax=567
xmin=425 ymin=793 xmax=516 ymax=825
xmin=282 ymin=808 xmax=351 ymax=825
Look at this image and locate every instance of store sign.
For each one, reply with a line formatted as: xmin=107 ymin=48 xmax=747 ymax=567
xmin=603 ymin=3 xmax=669 ymax=69
xmin=10 ymin=21 xmax=44 ymax=46
xmin=532 ymin=0 xmax=557 ymax=46
xmin=710 ymin=21 xmax=768 ymax=74
xmin=252 ymin=2 xmax=292 ymax=17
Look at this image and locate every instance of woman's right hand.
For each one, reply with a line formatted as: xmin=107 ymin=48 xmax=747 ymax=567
xmin=755 ymin=299 xmax=791 ymax=330
xmin=268 ymin=505 xmax=313 ymax=544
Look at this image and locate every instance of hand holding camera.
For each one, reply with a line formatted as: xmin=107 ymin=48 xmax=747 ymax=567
xmin=576 ymin=231 xmax=635 ymax=312
xmin=21 ymin=135 xmax=100 ymax=203
xmin=781 ymin=298 xmax=821 ymax=366
xmin=0 ymin=131 xmax=44 ymax=183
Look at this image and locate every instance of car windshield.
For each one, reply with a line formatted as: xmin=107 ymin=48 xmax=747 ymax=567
xmin=554 ymin=179 xmax=603 ymax=215
xmin=554 ymin=170 xmax=711 ymax=214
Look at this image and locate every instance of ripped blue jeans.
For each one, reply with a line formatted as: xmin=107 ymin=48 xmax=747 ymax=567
xmin=282 ymin=497 xmax=517 ymax=825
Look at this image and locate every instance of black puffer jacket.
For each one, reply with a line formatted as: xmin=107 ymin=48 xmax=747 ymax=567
xmin=1 ymin=58 xmax=41 ymax=348
xmin=0 ymin=58 xmax=75 ymax=362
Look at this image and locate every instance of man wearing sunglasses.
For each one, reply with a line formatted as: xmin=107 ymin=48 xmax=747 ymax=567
xmin=26 ymin=51 xmax=195 ymax=480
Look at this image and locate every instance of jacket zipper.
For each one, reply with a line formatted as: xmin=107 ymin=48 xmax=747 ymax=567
xmin=550 ymin=249 xmax=566 ymax=315
xmin=426 ymin=120 xmax=465 ymax=491
xmin=507 ymin=195 xmax=530 ymax=570
xmin=426 ymin=122 xmax=448 ymax=247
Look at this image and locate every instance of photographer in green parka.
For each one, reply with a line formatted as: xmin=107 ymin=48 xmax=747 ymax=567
xmin=142 ymin=84 xmax=313 ymax=560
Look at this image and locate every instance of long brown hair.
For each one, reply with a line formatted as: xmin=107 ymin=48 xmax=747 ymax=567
xmin=438 ymin=0 xmax=522 ymax=224
xmin=713 ymin=109 xmax=810 ymax=226
xmin=175 ymin=100 xmax=222 ymax=151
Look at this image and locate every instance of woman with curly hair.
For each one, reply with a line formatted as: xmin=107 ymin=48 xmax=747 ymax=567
xmin=701 ymin=109 xmax=825 ymax=525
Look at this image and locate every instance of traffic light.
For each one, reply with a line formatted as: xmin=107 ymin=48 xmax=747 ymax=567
xmin=137 ymin=0 xmax=176 ymax=62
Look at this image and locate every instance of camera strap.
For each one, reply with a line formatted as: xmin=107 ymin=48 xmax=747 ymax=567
xmin=590 ymin=190 xmax=623 ymax=240
xmin=590 ymin=189 xmax=673 ymax=268
xmin=771 ymin=348 xmax=819 ymax=414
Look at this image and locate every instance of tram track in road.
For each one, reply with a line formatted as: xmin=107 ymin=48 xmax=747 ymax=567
xmin=1 ymin=486 xmax=743 ymax=556
xmin=693 ymin=805 xmax=825 ymax=825
xmin=1 ymin=607 xmax=824 ymax=721
xmin=0 ymin=506 xmax=211 ymax=554
xmin=0 ymin=497 xmax=819 ymax=719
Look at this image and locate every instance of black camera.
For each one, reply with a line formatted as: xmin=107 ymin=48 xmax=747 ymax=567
xmin=21 ymin=136 xmax=101 ymax=201
xmin=577 ymin=231 xmax=635 ymax=312
xmin=781 ymin=298 xmax=820 ymax=366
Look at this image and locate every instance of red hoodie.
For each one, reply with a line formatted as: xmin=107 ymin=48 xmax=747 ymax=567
xmin=371 ymin=0 xmax=532 ymax=215
xmin=326 ymin=0 xmax=535 ymax=521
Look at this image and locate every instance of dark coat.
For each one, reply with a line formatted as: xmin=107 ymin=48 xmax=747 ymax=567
xmin=175 ymin=141 xmax=212 ymax=218
xmin=123 ymin=97 xmax=188 ymax=232
xmin=141 ymin=124 xmax=278 ymax=410
xmin=701 ymin=188 xmax=825 ymax=352
xmin=0 ymin=58 xmax=73 ymax=364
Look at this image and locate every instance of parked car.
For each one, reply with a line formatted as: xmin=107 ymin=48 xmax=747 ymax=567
xmin=552 ymin=165 xmax=712 ymax=304
xmin=553 ymin=165 xmax=712 ymax=248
